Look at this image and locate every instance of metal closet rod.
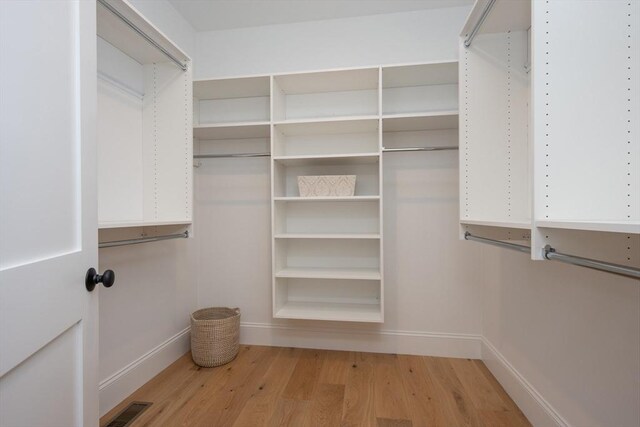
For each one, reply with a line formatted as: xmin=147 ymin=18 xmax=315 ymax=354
xmin=97 ymin=0 xmax=187 ymax=71
xmin=193 ymin=147 xmax=458 ymax=159
xmin=464 ymin=232 xmax=640 ymax=280
xmin=544 ymin=246 xmax=640 ymax=279
xmin=99 ymin=231 xmax=189 ymax=249
xmin=463 ymin=0 xmax=497 ymax=48
xmin=464 ymin=232 xmax=531 ymax=253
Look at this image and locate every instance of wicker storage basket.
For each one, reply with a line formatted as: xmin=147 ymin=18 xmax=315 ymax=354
xmin=190 ymin=307 xmax=240 ymax=367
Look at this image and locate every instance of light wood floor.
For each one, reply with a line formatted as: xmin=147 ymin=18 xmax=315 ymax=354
xmin=100 ymin=346 xmax=531 ymax=427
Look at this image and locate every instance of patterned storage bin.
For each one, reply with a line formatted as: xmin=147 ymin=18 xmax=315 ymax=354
xmin=297 ymin=175 xmax=356 ymax=197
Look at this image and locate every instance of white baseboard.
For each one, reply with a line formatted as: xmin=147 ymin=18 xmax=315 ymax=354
xmin=98 ymin=327 xmax=191 ymax=417
xmin=481 ymin=337 xmax=569 ymax=427
xmin=239 ymin=322 xmax=482 ymax=359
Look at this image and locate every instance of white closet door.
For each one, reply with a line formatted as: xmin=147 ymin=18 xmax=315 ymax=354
xmin=0 ymin=1 xmax=99 ymax=426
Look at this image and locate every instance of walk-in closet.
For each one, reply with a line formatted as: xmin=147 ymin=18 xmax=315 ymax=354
xmin=1 ymin=0 xmax=638 ymax=426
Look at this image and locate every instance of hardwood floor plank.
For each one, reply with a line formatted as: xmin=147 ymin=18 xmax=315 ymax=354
xmin=449 ymin=358 xmax=510 ymax=412
xmin=371 ymin=354 xmax=411 ymax=422
xmin=478 ymin=409 xmax=532 ymax=427
xmin=423 ymin=356 xmax=483 ymax=427
xmin=99 ymin=346 xmax=531 ymax=427
xmin=172 ymin=345 xmax=272 ymax=426
xmin=268 ymin=398 xmax=310 ymax=426
xmin=232 ymin=347 xmax=302 ymax=427
xmin=376 ymin=418 xmax=412 ymax=427
xmin=303 ymin=383 xmax=346 ymax=427
xmin=281 ymin=348 xmax=325 ymax=400
xmin=189 ymin=345 xmax=280 ymax=426
xmin=472 ymin=360 xmax=530 ymax=425
xmin=396 ymin=354 xmax=443 ymax=427
xmin=341 ymin=352 xmax=376 ymax=427
xmin=318 ymin=350 xmax=352 ymax=385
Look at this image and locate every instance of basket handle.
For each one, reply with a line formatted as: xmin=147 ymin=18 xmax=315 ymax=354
xmin=233 ymin=307 xmax=240 ymax=314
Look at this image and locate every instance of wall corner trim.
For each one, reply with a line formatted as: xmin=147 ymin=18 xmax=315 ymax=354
xmin=481 ymin=337 xmax=570 ymax=427
xmin=98 ymin=326 xmax=191 ymax=417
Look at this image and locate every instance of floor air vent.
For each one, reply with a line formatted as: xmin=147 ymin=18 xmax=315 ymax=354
xmin=105 ymin=402 xmax=152 ymax=427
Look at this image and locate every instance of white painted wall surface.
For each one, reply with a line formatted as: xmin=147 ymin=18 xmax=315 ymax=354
xmin=194 ymin=7 xmax=470 ymax=78
xmin=481 ymin=247 xmax=640 ymax=427
xmin=97 ymin=0 xmax=197 ymax=416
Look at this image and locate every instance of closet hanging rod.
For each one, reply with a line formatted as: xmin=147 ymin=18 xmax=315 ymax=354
xmin=383 ymin=146 xmax=459 ymax=153
xmin=544 ymin=246 xmax=640 ymax=279
xmin=99 ymin=231 xmax=189 ymax=249
xmin=97 ymin=0 xmax=188 ymax=71
xmin=464 ymin=232 xmax=531 ymax=254
xmin=463 ymin=0 xmax=497 ymax=47
xmin=194 ymin=153 xmax=271 ymax=159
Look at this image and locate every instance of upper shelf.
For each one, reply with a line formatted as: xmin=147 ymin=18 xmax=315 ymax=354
xmin=193 ymin=76 xmax=270 ymax=100
xmin=382 ymin=111 xmax=459 ymax=132
xmin=274 ymin=68 xmax=379 ymax=95
xmin=461 ymin=0 xmax=531 ymax=37
xmin=194 ymin=122 xmax=270 ymax=140
xmin=97 ymin=0 xmax=189 ymax=66
xmin=383 ymin=62 xmax=459 ymax=88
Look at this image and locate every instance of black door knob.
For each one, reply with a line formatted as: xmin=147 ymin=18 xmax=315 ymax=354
xmin=85 ymin=268 xmax=115 ymax=292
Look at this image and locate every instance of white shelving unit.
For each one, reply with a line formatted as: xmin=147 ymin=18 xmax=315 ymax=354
xmin=459 ymin=0 xmax=639 ymax=271
xmin=97 ymin=0 xmax=192 ymax=230
xmin=195 ymin=61 xmax=460 ymax=322
xmin=458 ymin=0 xmax=532 ymax=236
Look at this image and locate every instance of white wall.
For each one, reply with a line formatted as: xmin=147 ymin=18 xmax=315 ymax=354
xmin=98 ymin=0 xmax=197 ymax=417
xmin=194 ymin=7 xmax=469 ymax=78
xmin=481 ymin=248 xmax=640 ymax=427
xmin=194 ymin=6 xmax=485 ymax=359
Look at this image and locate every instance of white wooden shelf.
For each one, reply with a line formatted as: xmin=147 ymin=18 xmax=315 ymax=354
xmin=274 ymin=196 xmax=380 ymax=202
xmin=460 ymin=219 xmax=531 ymax=230
xmin=274 ymin=233 xmax=380 ymax=240
xmin=382 ymin=111 xmax=459 ymax=132
xmin=274 ymin=301 xmax=383 ymax=323
xmin=536 ymin=220 xmax=640 ymax=234
xmin=193 ymin=76 xmax=270 ymax=100
xmin=273 ymin=115 xmax=379 ymax=126
xmin=98 ymin=220 xmax=192 ymax=230
xmin=276 ymin=267 xmax=381 ymax=280
xmin=193 ymin=122 xmax=270 ymax=140
xmin=273 ymin=153 xmax=379 ymax=166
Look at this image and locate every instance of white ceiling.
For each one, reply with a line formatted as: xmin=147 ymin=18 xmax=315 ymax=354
xmin=168 ymin=0 xmax=474 ymax=32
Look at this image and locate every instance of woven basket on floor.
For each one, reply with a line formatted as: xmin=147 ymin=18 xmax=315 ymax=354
xmin=190 ymin=307 xmax=240 ymax=367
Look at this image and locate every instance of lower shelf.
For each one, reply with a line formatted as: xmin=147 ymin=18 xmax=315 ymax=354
xmin=274 ymin=301 xmax=383 ymax=323
xmin=276 ymin=267 xmax=381 ymax=280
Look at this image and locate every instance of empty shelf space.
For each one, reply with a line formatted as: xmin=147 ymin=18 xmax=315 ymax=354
xmin=273 ymin=153 xmax=380 ymax=166
xmin=194 ymin=76 xmax=270 ymax=125
xmin=383 ymin=62 xmax=459 ymax=88
xmin=193 ymin=76 xmax=270 ymax=99
xmin=460 ymin=219 xmax=531 ymax=230
xmin=99 ymin=219 xmax=192 ymax=229
xmin=274 ymin=233 xmax=380 ymax=239
xmin=276 ymin=267 xmax=381 ymax=280
xmin=382 ymin=62 xmax=458 ymax=116
xmin=273 ymin=69 xmax=379 ymax=122
xmin=274 ymin=301 xmax=383 ymax=323
xmin=382 ymin=111 xmax=459 ymax=131
xmin=193 ymin=122 xmax=270 ymax=140
xmin=536 ymin=220 xmax=640 ymax=234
